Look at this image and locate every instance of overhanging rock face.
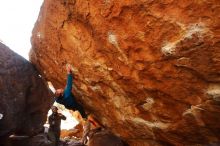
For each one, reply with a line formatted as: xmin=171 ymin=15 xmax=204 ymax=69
xmin=0 ymin=43 xmax=52 ymax=142
xmin=30 ymin=0 xmax=220 ymax=145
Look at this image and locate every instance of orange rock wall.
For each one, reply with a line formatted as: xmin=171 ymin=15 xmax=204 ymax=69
xmin=30 ymin=0 xmax=220 ymax=145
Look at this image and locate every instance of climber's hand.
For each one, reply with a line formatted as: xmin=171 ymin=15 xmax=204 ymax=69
xmin=66 ymin=64 xmax=72 ymax=74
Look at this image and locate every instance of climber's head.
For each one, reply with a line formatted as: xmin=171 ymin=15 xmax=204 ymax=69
xmin=51 ymin=106 xmax=58 ymax=113
xmin=55 ymin=88 xmax=64 ymax=97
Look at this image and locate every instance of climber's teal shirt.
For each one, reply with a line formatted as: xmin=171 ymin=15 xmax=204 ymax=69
xmin=55 ymin=73 xmax=87 ymax=118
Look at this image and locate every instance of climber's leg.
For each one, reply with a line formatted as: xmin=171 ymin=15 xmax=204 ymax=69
xmin=75 ymin=103 xmax=87 ymax=119
xmin=81 ymin=120 xmax=91 ymax=145
xmin=88 ymin=115 xmax=102 ymax=128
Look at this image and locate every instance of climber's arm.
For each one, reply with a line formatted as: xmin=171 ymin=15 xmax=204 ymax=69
xmin=64 ymin=73 xmax=73 ymax=97
xmin=64 ymin=65 xmax=73 ymax=97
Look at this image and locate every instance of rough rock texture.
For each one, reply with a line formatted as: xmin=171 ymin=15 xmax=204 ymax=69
xmin=61 ymin=124 xmax=83 ymax=138
xmin=88 ymin=128 xmax=126 ymax=146
xmin=8 ymin=134 xmax=53 ymax=146
xmin=30 ymin=0 xmax=220 ymax=145
xmin=0 ymin=43 xmax=52 ymax=144
xmin=26 ymin=134 xmax=54 ymax=146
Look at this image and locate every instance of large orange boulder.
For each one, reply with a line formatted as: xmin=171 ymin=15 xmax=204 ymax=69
xmin=30 ymin=0 xmax=220 ymax=145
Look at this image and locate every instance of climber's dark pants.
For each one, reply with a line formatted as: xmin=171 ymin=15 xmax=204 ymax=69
xmin=75 ymin=104 xmax=87 ymax=119
xmin=70 ymin=103 xmax=87 ymax=119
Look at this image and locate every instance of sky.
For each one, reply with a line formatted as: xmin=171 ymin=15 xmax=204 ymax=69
xmin=46 ymin=103 xmax=79 ymax=130
xmin=0 ymin=0 xmax=78 ymax=130
xmin=0 ymin=0 xmax=43 ymax=59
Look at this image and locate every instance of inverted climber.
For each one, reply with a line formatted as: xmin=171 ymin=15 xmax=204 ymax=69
xmin=55 ymin=64 xmax=87 ymax=119
xmin=53 ymin=64 xmax=98 ymax=144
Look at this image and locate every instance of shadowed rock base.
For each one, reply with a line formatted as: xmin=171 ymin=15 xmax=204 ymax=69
xmin=0 ymin=42 xmax=52 ymax=146
xmin=88 ymin=128 xmax=127 ymax=146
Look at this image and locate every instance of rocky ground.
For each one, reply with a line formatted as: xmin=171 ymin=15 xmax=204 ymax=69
xmin=5 ymin=128 xmax=127 ymax=146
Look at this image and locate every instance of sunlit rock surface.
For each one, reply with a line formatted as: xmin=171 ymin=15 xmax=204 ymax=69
xmin=0 ymin=42 xmax=52 ymax=144
xmin=30 ymin=0 xmax=220 ymax=145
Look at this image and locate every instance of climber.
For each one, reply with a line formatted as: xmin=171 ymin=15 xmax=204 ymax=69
xmin=48 ymin=106 xmax=66 ymax=146
xmin=55 ymin=64 xmax=87 ymax=118
xmin=54 ymin=64 xmax=92 ymax=144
